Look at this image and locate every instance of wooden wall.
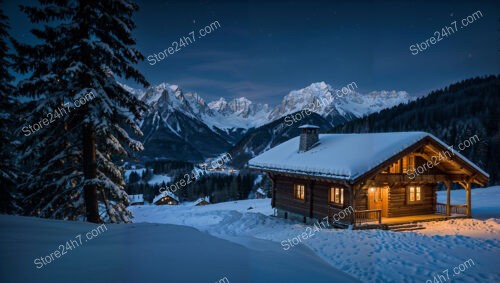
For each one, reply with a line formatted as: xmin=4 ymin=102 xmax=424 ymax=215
xmin=387 ymin=184 xmax=436 ymax=217
xmin=354 ymin=189 xmax=367 ymax=211
xmin=273 ymin=175 xmax=348 ymax=219
xmin=273 ymin=174 xmax=437 ymax=220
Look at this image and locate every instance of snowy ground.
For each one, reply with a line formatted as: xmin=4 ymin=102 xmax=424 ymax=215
xmin=0 ymin=215 xmax=358 ymax=283
xmin=1 ymin=187 xmax=498 ymax=283
xmin=129 ymin=186 xmax=500 ymax=282
xmin=418 ymin=186 xmax=500 ymax=239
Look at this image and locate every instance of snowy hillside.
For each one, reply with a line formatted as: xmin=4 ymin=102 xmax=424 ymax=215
xmin=129 ymin=186 xmax=500 ymax=282
xmin=0 ymin=215 xmax=359 ymax=283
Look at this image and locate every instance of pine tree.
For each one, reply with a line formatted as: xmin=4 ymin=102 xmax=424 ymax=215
xmin=128 ymin=171 xmax=140 ymax=183
xmin=12 ymin=0 xmax=148 ymax=222
xmin=0 ymin=4 xmax=22 ymax=214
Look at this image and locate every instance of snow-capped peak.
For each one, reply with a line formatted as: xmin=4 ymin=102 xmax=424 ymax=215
xmin=269 ymin=82 xmax=409 ymax=121
xmin=120 ymin=81 xmax=410 ymax=131
xmin=208 ymin=97 xmax=228 ymax=111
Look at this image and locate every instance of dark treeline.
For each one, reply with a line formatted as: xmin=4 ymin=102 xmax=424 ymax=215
xmin=126 ymin=171 xmax=258 ymax=204
xmin=145 ymin=160 xmax=194 ymax=174
xmin=330 ymin=75 xmax=500 ymax=184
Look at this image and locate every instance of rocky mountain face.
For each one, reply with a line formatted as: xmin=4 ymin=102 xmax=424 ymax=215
xmin=123 ymin=81 xmax=410 ymax=162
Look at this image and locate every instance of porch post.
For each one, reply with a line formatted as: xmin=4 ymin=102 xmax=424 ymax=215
xmin=268 ymin=173 xmax=276 ymax=208
xmin=348 ymin=184 xmax=355 ymax=226
xmin=445 ymin=180 xmax=451 ymax=216
xmin=465 ymin=181 xmax=471 ymax=218
xmin=308 ymin=181 xmax=314 ymax=218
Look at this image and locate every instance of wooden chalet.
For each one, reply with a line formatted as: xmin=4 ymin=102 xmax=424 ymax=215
xmin=255 ymin=188 xmax=267 ymax=199
xmin=153 ymin=191 xmax=179 ymax=205
xmin=194 ymin=196 xmax=210 ymax=206
xmin=248 ymin=125 xmax=489 ymax=228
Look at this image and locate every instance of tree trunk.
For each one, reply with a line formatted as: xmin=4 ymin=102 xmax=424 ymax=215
xmin=83 ymin=123 xmax=99 ymax=223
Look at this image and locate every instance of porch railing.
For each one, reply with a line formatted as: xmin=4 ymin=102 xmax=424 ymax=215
xmin=450 ymin=204 xmax=467 ymax=215
xmin=436 ymin=203 xmax=467 ymax=215
xmin=354 ymin=209 xmax=381 ymax=225
xmin=435 ymin=203 xmax=447 ymax=214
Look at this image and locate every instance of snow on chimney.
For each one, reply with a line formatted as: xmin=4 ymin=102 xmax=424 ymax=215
xmin=298 ymin=124 xmax=319 ymax=152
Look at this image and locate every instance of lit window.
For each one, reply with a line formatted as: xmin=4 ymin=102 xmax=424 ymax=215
xmin=408 ymin=186 xmax=421 ymax=203
xmin=294 ymin=184 xmax=305 ymax=200
xmin=390 ymin=159 xmax=401 ymax=173
xmin=329 ymin=187 xmax=344 ymax=205
xmin=402 ymin=155 xmax=415 ymax=173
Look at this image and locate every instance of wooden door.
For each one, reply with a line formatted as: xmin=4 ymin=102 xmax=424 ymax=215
xmin=381 ymin=187 xmax=388 ymax=217
xmin=368 ymin=187 xmax=388 ymax=217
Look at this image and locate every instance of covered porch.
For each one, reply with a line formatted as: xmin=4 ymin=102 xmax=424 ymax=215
xmin=343 ymin=138 xmax=490 ymax=228
xmin=368 ymin=174 xmax=475 ymax=217
xmin=350 ymin=176 xmax=472 ymax=227
xmin=350 ymin=205 xmax=468 ymax=226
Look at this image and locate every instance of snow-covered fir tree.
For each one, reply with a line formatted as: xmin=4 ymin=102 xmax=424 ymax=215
xmin=0 ymin=4 xmax=22 ymax=214
xmin=12 ymin=0 xmax=148 ymax=223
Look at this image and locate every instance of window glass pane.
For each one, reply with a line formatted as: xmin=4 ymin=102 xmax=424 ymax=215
xmin=416 ymin=186 xmax=421 ymax=201
xmin=409 ymin=186 xmax=415 ymax=202
xmin=340 ymin=188 xmax=344 ymax=204
xmin=294 ymin=184 xmax=305 ymax=199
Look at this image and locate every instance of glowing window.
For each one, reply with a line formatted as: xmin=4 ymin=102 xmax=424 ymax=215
xmin=294 ymin=184 xmax=305 ymax=200
xmin=329 ymin=187 xmax=344 ymax=205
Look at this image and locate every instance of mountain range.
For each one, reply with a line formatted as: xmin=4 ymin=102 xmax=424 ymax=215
xmin=121 ymin=81 xmax=411 ymax=161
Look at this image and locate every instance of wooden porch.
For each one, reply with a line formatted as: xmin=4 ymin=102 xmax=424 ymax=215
xmin=352 ymin=204 xmax=468 ymax=227
xmin=381 ymin=213 xmax=467 ymax=225
xmin=329 ymin=205 xmax=468 ymax=228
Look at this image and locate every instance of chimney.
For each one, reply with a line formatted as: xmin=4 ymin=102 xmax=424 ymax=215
xmin=298 ymin=124 xmax=319 ymax=152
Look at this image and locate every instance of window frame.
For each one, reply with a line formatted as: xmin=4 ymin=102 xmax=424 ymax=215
xmin=407 ymin=186 xmax=422 ymax=204
xmin=329 ymin=187 xmax=344 ymax=206
xmin=293 ymin=184 xmax=305 ymax=201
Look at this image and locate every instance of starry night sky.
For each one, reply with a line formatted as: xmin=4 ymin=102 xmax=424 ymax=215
xmin=4 ymin=0 xmax=500 ymax=104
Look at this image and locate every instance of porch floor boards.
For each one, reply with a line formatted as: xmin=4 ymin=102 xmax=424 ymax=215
xmin=381 ymin=214 xmax=467 ymax=225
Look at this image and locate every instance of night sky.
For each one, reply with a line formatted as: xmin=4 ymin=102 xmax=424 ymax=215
xmin=4 ymin=0 xmax=500 ymax=104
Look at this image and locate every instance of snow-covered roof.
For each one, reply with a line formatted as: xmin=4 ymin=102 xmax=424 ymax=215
xmin=128 ymin=194 xmax=144 ymax=204
xmin=193 ymin=196 xmax=210 ymax=206
xmin=256 ymin=188 xmax=266 ymax=195
xmin=299 ymin=124 xmax=320 ymax=129
xmin=153 ymin=190 xmax=179 ymax=204
xmin=248 ymin=132 xmax=489 ymax=181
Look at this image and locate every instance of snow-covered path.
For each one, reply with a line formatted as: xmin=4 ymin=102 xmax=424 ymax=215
xmin=130 ymin=186 xmax=500 ymax=282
